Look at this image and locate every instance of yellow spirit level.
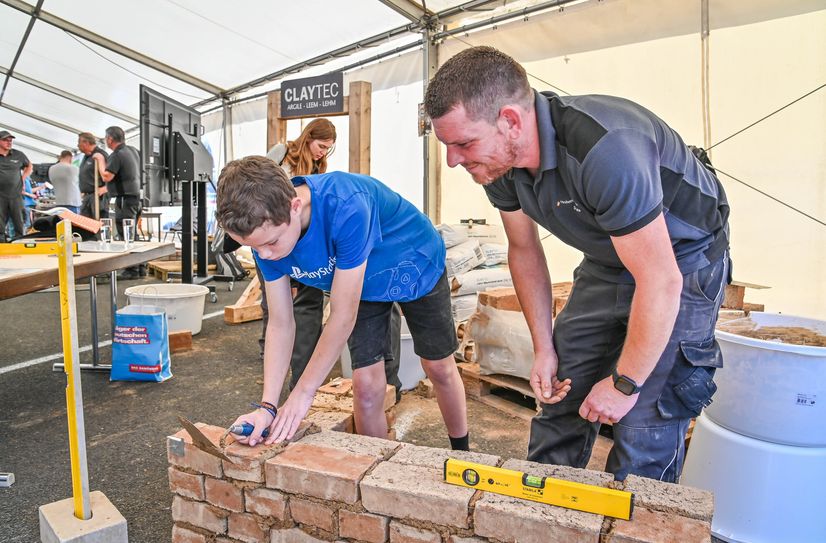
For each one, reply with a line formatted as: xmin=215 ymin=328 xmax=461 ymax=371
xmin=444 ymin=459 xmax=634 ymax=520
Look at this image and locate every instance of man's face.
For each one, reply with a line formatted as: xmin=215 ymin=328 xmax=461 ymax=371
xmin=228 ymin=201 xmax=303 ymax=261
xmin=0 ymin=137 xmax=13 ymax=153
xmin=77 ymin=139 xmax=93 ymax=155
xmin=431 ymin=104 xmax=518 ymax=185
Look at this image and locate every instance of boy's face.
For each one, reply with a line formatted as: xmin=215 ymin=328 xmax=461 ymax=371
xmin=230 ymin=198 xmax=303 ymax=261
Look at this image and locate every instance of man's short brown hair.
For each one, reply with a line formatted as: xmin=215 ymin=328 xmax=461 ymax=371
xmin=424 ymin=46 xmax=533 ymax=123
xmin=216 ymin=155 xmax=296 ymax=237
xmin=59 ymin=150 xmax=73 ymax=160
xmin=77 ymin=132 xmax=96 ymax=145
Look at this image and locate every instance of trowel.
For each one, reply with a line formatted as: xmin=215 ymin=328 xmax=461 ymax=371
xmin=177 ymin=416 xmax=271 ymax=463
xmin=177 ymin=416 xmax=236 ymax=463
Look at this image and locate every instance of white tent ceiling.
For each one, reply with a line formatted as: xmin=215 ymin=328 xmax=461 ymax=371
xmin=1 ymin=0 xmax=822 ymax=164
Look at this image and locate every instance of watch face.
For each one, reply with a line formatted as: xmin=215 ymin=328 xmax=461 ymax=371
xmin=615 ymin=377 xmax=637 ymax=396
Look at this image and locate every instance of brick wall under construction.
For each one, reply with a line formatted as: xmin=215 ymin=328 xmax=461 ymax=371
xmin=167 ymin=384 xmax=714 ymax=543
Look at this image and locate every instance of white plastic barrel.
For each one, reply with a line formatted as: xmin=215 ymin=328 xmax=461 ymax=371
xmin=124 ymin=284 xmax=210 ymax=335
xmin=709 ymin=312 xmax=826 ymax=446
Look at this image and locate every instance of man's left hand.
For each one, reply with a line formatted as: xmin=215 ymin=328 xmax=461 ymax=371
xmin=578 ymin=376 xmax=639 ymax=424
xmin=264 ymin=388 xmax=314 ymax=445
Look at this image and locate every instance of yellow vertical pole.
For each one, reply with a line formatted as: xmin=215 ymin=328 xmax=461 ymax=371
xmin=57 ymin=219 xmax=91 ymax=519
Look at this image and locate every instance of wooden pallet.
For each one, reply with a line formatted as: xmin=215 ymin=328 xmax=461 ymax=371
xmin=458 ymin=362 xmax=538 ymax=421
xmin=147 ymin=260 xmax=216 ymax=281
xmin=223 ymin=275 xmax=263 ymax=324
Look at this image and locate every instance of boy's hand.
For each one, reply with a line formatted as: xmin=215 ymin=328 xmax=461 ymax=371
xmin=265 ymin=388 xmax=314 ymax=445
xmin=230 ymin=409 xmax=274 ymax=447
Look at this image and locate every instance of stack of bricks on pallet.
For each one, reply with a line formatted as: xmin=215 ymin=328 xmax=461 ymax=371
xmin=168 ymin=422 xmax=713 ymax=541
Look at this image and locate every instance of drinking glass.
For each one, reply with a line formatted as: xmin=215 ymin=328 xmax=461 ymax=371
xmin=99 ymin=218 xmax=113 ymax=244
xmin=122 ymin=218 xmax=135 ymax=247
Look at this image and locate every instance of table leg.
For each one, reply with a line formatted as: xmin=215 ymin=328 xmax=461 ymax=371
xmin=89 ymin=276 xmax=99 ymax=366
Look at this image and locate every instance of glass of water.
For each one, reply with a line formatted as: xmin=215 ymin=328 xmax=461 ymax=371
xmin=100 ymin=218 xmax=113 ymax=244
xmin=122 ymin=218 xmax=135 ymax=247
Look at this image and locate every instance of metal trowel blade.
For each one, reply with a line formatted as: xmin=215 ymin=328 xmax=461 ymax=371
xmin=177 ymin=415 xmax=234 ymax=463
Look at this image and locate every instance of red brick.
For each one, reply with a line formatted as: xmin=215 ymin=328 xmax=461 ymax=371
xmin=478 ymin=288 xmax=521 ymax=312
xmin=245 ymin=488 xmax=288 ymax=520
xmin=265 ymin=442 xmax=377 ymax=504
xmin=270 ymin=527 xmax=328 ymax=543
xmin=389 ymin=521 xmax=441 ymax=543
xmin=289 ymin=497 xmax=335 ymax=533
xmin=611 ymin=508 xmax=711 ymax=543
xmin=228 ymin=512 xmax=269 ymax=543
xmin=361 ymin=462 xmax=473 ymax=528
xmin=169 ymin=467 xmax=205 ymax=500
xmin=339 ymin=509 xmax=389 ymax=543
xmin=171 ymin=496 xmax=227 ymax=534
xmin=172 ymin=524 xmax=207 ymax=543
xmin=168 ymin=425 xmax=225 ymax=477
xmin=205 ymin=477 xmax=244 ymax=512
xmin=305 ymin=409 xmax=354 ymax=432
xmin=222 ymin=421 xmax=314 ymax=483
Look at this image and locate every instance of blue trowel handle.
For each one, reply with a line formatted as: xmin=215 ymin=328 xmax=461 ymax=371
xmin=229 ymin=423 xmax=270 ymax=438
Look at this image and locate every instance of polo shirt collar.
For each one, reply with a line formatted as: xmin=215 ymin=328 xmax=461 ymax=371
xmin=534 ymin=89 xmax=558 ymax=174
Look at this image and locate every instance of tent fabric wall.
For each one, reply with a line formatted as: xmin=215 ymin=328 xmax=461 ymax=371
xmin=438 ymin=7 xmax=826 ymax=318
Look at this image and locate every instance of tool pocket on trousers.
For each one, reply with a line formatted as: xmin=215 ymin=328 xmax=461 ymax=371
xmin=658 ymin=338 xmax=722 ymax=419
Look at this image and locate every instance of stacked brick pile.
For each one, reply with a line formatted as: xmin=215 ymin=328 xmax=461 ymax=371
xmin=168 ymin=424 xmax=714 ymax=542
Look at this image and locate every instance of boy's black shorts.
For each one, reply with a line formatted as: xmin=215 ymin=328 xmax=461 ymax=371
xmin=348 ymin=271 xmax=458 ymax=369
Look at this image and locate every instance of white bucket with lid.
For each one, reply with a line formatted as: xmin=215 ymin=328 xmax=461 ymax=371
xmin=125 ymin=283 xmax=210 ymax=335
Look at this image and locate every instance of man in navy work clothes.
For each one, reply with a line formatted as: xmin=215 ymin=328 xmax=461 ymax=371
xmin=0 ymin=130 xmax=32 ymax=242
xmin=425 ymin=46 xmax=730 ymax=482
xmin=215 ymin=156 xmax=468 ymax=450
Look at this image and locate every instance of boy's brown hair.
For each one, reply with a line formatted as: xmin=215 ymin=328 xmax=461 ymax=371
xmin=216 ymin=155 xmax=296 ymax=237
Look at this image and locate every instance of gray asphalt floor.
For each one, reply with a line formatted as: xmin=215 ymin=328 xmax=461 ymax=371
xmin=0 ymin=275 xmax=531 ymax=543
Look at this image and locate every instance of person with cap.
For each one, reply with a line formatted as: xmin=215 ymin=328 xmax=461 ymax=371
xmin=0 ymin=130 xmax=32 ymax=242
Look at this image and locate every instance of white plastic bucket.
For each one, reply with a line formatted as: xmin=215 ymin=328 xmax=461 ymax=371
xmin=710 ymin=312 xmax=826 ymax=446
xmin=340 ymin=317 xmax=425 ymax=391
xmin=682 ymin=415 xmax=826 ymax=543
xmin=124 ymin=283 xmax=210 ymax=335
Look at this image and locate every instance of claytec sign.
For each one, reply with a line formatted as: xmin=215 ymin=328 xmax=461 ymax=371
xmin=280 ymin=73 xmax=344 ymax=118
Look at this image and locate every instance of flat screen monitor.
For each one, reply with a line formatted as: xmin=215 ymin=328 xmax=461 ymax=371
xmin=139 ymin=84 xmax=203 ymax=206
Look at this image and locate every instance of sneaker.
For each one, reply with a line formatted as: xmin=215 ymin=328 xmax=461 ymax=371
xmin=117 ymin=269 xmax=140 ymax=280
xmin=138 ymin=267 xmax=148 ymax=277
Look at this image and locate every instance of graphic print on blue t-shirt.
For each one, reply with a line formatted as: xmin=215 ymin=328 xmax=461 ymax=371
xmin=254 ymin=172 xmax=445 ymax=302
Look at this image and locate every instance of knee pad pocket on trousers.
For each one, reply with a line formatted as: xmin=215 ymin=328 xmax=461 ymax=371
xmin=657 ymin=337 xmax=722 ymax=419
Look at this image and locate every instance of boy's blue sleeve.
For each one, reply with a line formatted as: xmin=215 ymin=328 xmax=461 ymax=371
xmin=253 ymin=250 xmax=285 ymax=282
xmin=333 ymin=192 xmax=381 ymax=270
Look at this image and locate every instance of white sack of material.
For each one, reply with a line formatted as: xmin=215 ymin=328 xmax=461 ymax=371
xmin=451 ymin=293 xmax=478 ymax=323
xmin=437 ymin=223 xmax=469 ymax=248
xmin=451 ymin=267 xmax=513 ymax=296
xmin=467 ymin=303 xmax=533 ymax=380
xmin=446 ymin=239 xmax=484 ymax=277
xmin=451 ymin=223 xmax=506 ymax=245
xmin=480 ymin=243 xmax=508 ymax=267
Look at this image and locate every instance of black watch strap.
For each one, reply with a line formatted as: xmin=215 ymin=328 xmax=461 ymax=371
xmin=612 ymin=368 xmax=641 ymax=396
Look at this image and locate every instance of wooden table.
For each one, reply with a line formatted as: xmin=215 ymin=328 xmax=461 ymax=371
xmin=0 ymin=241 xmax=176 ymax=369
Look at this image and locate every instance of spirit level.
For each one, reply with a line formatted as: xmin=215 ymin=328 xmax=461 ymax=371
xmin=444 ymin=459 xmax=634 ymax=520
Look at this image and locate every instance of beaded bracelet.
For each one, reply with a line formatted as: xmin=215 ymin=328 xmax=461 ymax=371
xmin=251 ymin=401 xmax=277 ymax=419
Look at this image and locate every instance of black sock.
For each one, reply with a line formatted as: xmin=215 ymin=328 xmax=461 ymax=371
xmin=449 ymin=433 xmax=469 ymax=451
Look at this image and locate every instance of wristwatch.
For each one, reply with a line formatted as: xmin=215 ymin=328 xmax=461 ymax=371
xmin=612 ymin=368 xmax=641 ymax=396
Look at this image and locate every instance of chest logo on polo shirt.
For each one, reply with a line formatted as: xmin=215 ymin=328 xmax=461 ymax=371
xmin=556 ymin=199 xmax=582 ymax=213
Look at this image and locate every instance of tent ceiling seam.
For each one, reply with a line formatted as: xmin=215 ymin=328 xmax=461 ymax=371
xmin=0 ymin=0 xmax=43 ymax=105
xmin=0 ymin=0 xmax=225 ymax=97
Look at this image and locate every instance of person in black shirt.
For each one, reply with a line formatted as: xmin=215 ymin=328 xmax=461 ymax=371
xmin=93 ymin=126 xmax=145 ymax=278
xmin=0 ymin=130 xmax=32 ymax=242
xmin=77 ymin=132 xmax=109 ymax=219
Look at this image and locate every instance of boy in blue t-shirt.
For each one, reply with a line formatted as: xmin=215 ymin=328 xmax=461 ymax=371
xmin=216 ymin=156 xmax=468 ymax=449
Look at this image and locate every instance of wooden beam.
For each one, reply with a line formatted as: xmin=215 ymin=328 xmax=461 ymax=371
xmin=267 ymin=91 xmax=288 ymax=151
xmin=224 ymin=276 xmax=264 ymax=324
xmin=348 ymin=81 xmax=371 ymax=175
